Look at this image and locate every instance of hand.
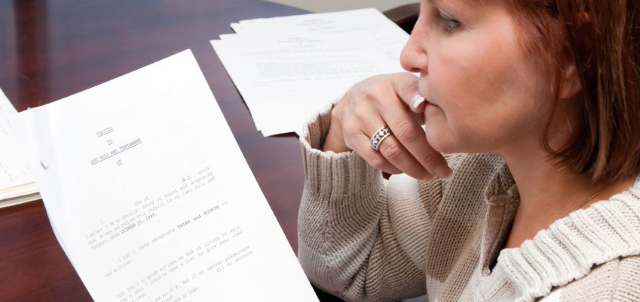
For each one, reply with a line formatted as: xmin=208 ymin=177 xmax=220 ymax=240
xmin=323 ymin=72 xmax=451 ymax=180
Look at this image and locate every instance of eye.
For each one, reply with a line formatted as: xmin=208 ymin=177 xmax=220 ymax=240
xmin=439 ymin=12 xmax=461 ymax=32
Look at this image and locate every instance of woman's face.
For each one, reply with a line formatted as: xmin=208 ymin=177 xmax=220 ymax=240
xmin=400 ymin=0 xmax=555 ymax=155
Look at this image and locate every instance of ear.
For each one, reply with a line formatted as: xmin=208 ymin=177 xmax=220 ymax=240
xmin=558 ymin=61 xmax=582 ymax=99
xmin=558 ymin=11 xmax=590 ymax=99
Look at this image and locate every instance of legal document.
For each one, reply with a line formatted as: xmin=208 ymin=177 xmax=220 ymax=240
xmin=0 ymin=88 xmax=39 ymax=207
xmin=213 ymin=8 xmax=409 ymax=136
xmin=9 ymin=50 xmax=318 ymax=302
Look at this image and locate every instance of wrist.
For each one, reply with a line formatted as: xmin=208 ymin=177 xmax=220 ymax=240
xmin=322 ymin=104 xmax=351 ymax=153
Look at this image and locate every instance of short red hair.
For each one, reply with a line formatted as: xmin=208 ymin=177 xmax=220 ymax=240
xmin=504 ymin=0 xmax=640 ymax=182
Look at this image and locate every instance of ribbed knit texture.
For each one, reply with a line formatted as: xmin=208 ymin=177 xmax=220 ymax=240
xmin=297 ymin=106 xmax=640 ymax=302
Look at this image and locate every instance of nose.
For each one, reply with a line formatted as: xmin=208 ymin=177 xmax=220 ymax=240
xmin=400 ymin=25 xmax=428 ymax=73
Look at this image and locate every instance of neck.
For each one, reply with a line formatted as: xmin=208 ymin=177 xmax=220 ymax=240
xmin=498 ymin=141 xmax=635 ymax=249
xmin=503 ymin=148 xmax=593 ymax=223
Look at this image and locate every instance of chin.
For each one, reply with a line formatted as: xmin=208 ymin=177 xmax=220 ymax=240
xmin=426 ymin=130 xmax=480 ymax=154
xmin=423 ymin=110 xmax=459 ymax=153
xmin=425 ymin=131 xmax=456 ymax=154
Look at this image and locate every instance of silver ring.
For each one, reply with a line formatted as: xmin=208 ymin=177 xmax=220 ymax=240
xmin=370 ymin=126 xmax=392 ymax=151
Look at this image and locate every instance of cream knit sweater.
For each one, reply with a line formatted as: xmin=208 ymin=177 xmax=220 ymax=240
xmin=297 ymin=107 xmax=640 ymax=302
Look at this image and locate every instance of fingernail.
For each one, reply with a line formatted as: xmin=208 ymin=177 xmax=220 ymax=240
xmin=433 ymin=164 xmax=452 ymax=179
xmin=411 ymin=95 xmax=426 ymax=111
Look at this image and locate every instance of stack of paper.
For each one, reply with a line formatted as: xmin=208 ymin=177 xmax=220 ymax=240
xmin=9 ymin=50 xmax=318 ymax=302
xmin=0 ymin=89 xmax=40 ymax=207
xmin=212 ymin=8 xmax=409 ymax=136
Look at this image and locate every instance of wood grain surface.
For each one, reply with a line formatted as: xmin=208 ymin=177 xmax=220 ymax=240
xmin=0 ymin=0 xmax=322 ymax=300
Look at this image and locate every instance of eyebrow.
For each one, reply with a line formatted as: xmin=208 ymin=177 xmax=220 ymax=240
xmin=429 ymin=0 xmax=483 ymax=8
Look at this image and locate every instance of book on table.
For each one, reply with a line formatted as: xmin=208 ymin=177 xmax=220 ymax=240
xmin=9 ymin=50 xmax=318 ymax=302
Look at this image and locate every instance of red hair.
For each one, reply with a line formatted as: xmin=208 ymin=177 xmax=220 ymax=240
xmin=503 ymin=0 xmax=640 ymax=182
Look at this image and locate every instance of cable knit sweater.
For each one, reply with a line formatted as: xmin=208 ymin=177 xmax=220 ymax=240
xmin=297 ymin=107 xmax=640 ymax=302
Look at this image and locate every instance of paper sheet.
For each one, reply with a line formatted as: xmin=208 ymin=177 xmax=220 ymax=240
xmin=0 ymin=88 xmax=39 ymax=205
xmin=213 ymin=8 xmax=408 ymax=136
xmin=9 ymin=50 xmax=318 ymax=302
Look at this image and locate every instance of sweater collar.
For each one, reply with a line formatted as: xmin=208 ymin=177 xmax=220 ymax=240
xmin=479 ymin=169 xmax=640 ymax=301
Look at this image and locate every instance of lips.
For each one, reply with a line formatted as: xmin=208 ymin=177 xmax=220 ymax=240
xmin=417 ymin=85 xmax=435 ymax=107
xmin=424 ymin=98 xmax=437 ymax=107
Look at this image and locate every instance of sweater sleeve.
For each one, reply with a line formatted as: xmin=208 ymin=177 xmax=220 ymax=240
xmin=297 ymin=105 xmax=443 ymax=302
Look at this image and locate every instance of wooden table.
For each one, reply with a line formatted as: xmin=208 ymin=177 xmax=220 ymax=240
xmin=0 ymin=0 xmax=341 ymax=300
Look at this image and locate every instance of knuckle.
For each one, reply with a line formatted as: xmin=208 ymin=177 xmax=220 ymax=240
xmin=353 ymin=107 xmax=369 ymax=121
xmin=398 ymin=77 xmax=416 ymax=94
xmin=362 ymin=89 xmax=382 ymax=104
xmin=379 ymin=140 xmax=403 ymax=161
xmin=393 ymin=122 xmax=421 ymax=143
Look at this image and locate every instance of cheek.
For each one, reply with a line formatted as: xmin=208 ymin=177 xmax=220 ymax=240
xmin=424 ymin=34 xmax=550 ymax=152
xmin=425 ymin=44 xmax=496 ymax=146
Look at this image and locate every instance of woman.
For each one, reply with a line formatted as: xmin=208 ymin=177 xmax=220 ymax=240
xmin=297 ymin=0 xmax=640 ymax=301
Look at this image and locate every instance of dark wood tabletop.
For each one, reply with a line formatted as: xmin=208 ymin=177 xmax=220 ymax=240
xmin=0 ymin=0 xmax=420 ymax=300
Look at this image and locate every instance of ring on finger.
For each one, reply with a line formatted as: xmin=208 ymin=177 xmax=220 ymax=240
xmin=370 ymin=126 xmax=393 ymax=151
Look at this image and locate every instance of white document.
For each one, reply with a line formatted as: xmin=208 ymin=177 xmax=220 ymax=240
xmin=231 ymin=8 xmax=403 ymax=43
xmin=0 ymin=88 xmax=39 ymax=207
xmin=214 ymin=8 xmax=408 ymax=136
xmin=9 ymin=50 xmax=318 ymax=302
xmin=213 ymin=34 xmax=399 ymax=136
xmin=231 ymin=8 xmax=407 ymax=63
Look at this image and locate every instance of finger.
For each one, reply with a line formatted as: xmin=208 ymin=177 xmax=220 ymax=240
xmin=352 ymin=108 xmax=433 ymax=180
xmin=382 ymin=76 xmax=452 ymax=179
xmin=342 ymin=105 xmax=413 ymax=176
xmin=347 ymin=130 xmax=402 ymax=175
xmin=376 ymin=133 xmax=435 ymax=180
xmin=391 ymin=73 xmax=427 ymax=114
